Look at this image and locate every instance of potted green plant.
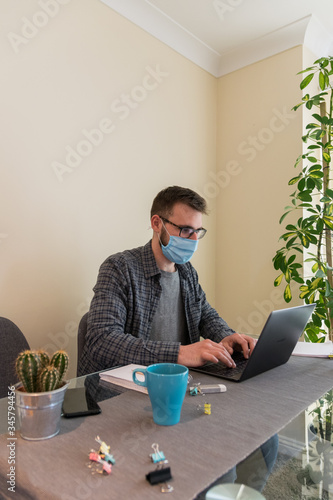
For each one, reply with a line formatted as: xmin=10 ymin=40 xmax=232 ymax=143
xmin=273 ymin=56 xmax=333 ymax=497
xmin=14 ymin=349 xmax=69 ymax=440
xmin=273 ymin=55 xmax=333 ymax=343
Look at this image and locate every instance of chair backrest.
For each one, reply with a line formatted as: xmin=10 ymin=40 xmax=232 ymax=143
xmin=0 ymin=317 xmax=30 ymax=398
xmin=77 ymin=312 xmax=88 ymax=376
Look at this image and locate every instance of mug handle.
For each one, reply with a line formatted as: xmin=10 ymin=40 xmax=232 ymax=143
xmin=132 ymin=368 xmax=147 ymax=387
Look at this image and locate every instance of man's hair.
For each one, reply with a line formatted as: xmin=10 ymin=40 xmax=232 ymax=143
xmin=150 ymin=186 xmax=207 ymax=218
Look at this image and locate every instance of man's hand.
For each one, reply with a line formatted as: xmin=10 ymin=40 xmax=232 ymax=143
xmin=177 ymin=339 xmax=236 ymax=368
xmin=220 ymin=333 xmax=256 ymax=359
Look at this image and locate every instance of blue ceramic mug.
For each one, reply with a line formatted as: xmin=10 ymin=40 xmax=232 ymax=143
xmin=132 ymin=363 xmax=189 ymax=426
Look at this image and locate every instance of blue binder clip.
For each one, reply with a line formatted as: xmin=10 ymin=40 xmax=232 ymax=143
xmin=149 ymin=443 xmax=166 ymax=463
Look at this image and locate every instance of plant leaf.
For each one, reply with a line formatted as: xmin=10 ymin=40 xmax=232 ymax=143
xmin=298 ymin=191 xmax=312 ymax=202
xmin=300 ymin=73 xmax=314 ymax=89
xmin=288 ymin=176 xmax=301 ymax=185
xmin=284 ymin=284 xmax=292 ymax=302
xmin=323 ymin=217 xmax=333 ymax=230
xmin=319 ymin=71 xmax=326 ymax=90
xmin=323 ymin=152 xmax=331 ymax=163
xmin=279 ymin=211 xmax=292 ymax=224
xmin=283 ymin=283 xmax=292 ymax=302
xmin=274 ymin=274 xmax=284 ymax=287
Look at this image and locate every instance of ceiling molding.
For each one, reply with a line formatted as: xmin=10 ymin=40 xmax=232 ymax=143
xmin=99 ymin=0 xmax=333 ymax=78
xmin=304 ymin=15 xmax=333 ymax=58
xmin=218 ymin=16 xmax=312 ymax=76
xmin=99 ymin=0 xmax=222 ymax=75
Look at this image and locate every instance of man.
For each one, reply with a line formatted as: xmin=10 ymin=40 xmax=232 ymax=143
xmin=79 ymin=185 xmax=278 ymax=493
xmin=78 ymin=185 xmax=255 ymax=376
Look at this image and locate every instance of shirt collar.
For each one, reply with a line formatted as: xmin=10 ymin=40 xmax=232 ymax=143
xmin=141 ymin=240 xmax=161 ymax=279
xmin=141 ymin=240 xmax=191 ymax=280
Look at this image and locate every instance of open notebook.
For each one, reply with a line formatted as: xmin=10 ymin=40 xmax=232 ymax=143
xmin=99 ymin=364 xmax=148 ymax=394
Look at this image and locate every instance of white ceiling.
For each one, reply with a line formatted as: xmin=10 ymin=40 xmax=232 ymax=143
xmin=99 ymin=0 xmax=333 ymax=77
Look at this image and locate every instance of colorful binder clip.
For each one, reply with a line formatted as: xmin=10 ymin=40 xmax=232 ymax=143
xmin=150 ymin=443 xmax=166 ymax=463
xmin=88 ymin=452 xmax=112 ymax=474
xmin=190 ymin=385 xmax=201 ymax=396
xmin=204 ymin=403 xmax=212 ymax=415
xmin=87 ymin=436 xmax=115 ymax=475
xmin=197 ymin=402 xmax=212 ymax=415
xmin=146 ymin=443 xmax=173 ymax=493
xmin=95 ymin=436 xmax=116 ymax=464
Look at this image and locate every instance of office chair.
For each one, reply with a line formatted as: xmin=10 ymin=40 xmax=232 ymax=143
xmin=77 ymin=312 xmax=88 ymax=376
xmin=0 ymin=317 xmax=30 ymax=398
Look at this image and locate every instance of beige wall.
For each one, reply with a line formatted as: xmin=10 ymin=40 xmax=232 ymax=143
xmin=215 ymin=46 xmax=305 ymax=336
xmin=1 ymin=0 xmax=217 ymax=377
xmin=1 ymin=1 xmax=316 ymax=377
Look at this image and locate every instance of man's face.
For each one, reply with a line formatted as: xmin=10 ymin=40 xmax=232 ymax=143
xmin=160 ymin=202 xmax=203 ymax=246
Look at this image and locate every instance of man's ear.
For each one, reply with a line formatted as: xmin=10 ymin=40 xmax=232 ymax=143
xmin=151 ymin=214 xmax=162 ymax=233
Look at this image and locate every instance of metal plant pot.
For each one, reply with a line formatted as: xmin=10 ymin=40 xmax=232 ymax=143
xmin=15 ymin=381 xmax=69 ymax=440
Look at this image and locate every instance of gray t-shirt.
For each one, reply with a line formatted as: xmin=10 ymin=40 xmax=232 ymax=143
xmin=150 ymin=269 xmax=189 ymax=345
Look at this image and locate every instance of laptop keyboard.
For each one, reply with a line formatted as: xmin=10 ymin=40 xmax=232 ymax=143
xmin=200 ymin=351 xmax=249 ymax=378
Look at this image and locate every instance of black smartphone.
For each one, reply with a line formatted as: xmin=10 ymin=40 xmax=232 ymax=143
xmin=62 ymin=387 xmax=101 ymax=418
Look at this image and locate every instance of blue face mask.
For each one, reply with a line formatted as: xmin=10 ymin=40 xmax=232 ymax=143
xmin=161 ymin=234 xmax=198 ymax=264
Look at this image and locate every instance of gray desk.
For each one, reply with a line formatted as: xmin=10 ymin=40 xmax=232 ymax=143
xmin=1 ymin=356 xmax=333 ymax=500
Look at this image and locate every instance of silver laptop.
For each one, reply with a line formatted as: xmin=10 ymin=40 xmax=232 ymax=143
xmin=191 ymin=304 xmax=315 ymax=382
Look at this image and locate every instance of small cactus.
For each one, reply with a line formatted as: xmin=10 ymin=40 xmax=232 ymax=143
xmin=15 ymin=350 xmax=40 ymax=393
xmin=37 ymin=350 xmax=50 ymax=368
xmin=15 ymin=349 xmax=69 ymax=393
xmin=39 ymin=365 xmax=60 ymax=392
xmin=50 ymin=350 xmax=69 ymax=385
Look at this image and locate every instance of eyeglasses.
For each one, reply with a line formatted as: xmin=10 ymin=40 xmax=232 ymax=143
xmin=159 ymin=216 xmax=207 ymax=239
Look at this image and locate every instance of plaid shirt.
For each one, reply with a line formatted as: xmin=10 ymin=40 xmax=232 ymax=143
xmin=78 ymin=241 xmax=234 ymax=375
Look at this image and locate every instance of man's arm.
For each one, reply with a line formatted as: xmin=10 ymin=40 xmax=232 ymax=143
xmin=177 ymin=333 xmax=256 ymax=368
xmin=220 ymin=332 xmax=257 ymax=358
xmin=177 ymin=339 xmax=236 ymax=367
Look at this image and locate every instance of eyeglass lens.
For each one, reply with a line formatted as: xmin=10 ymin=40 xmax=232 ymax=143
xmin=180 ymin=227 xmax=206 ymax=239
xmin=159 ymin=216 xmax=206 ymax=239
